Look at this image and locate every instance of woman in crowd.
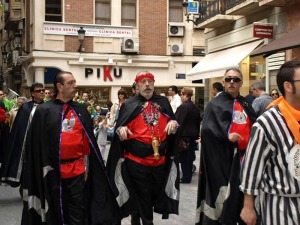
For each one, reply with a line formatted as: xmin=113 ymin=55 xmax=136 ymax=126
xmin=269 ymin=88 xmax=280 ymax=100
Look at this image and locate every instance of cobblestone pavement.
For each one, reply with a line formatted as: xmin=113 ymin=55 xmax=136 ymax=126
xmin=0 ymin=146 xmax=200 ymax=225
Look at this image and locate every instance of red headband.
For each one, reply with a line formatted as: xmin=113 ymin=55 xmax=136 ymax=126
xmin=135 ymin=72 xmax=155 ymax=83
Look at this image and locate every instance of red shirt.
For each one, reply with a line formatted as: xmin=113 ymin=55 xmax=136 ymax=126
xmin=60 ymin=104 xmax=90 ymax=178
xmin=124 ymin=101 xmax=170 ymax=166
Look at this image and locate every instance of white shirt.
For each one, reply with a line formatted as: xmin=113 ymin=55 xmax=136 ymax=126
xmin=170 ymin=94 xmax=182 ymax=113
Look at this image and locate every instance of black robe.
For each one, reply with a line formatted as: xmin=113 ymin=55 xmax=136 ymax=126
xmin=0 ymin=101 xmax=40 ymax=186
xmin=106 ymin=94 xmax=180 ymax=220
xmin=196 ymin=92 xmax=257 ymax=225
xmin=22 ymin=99 xmax=121 ymax=225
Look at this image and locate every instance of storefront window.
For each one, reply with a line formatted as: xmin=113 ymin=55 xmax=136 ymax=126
xmin=249 ymin=55 xmax=266 ymax=84
xmin=76 ymin=87 xmax=110 ymax=108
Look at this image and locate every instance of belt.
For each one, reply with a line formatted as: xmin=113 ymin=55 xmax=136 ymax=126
xmin=60 ymin=157 xmax=82 ymax=164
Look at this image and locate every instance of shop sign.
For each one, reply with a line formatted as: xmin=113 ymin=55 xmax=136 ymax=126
xmin=44 ymin=23 xmax=133 ymax=38
xmin=85 ymin=66 xmax=122 ymax=81
xmin=253 ymin=24 xmax=273 ymax=39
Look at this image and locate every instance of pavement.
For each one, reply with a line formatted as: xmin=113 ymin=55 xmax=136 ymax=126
xmin=0 ymin=146 xmax=200 ymax=225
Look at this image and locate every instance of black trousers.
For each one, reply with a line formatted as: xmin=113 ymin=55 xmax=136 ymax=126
xmin=179 ymin=136 xmax=197 ymax=182
xmin=125 ymin=159 xmax=166 ymax=225
xmin=61 ymin=173 xmax=87 ymax=225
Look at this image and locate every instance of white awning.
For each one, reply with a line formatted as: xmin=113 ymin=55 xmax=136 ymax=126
xmin=187 ymin=40 xmax=263 ymax=80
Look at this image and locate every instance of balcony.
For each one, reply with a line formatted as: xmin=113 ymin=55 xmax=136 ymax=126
xmin=4 ymin=1 xmax=22 ymax=31
xmin=226 ymin=0 xmax=260 ymax=15
xmin=196 ymin=0 xmax=241 ymax=29
xmin=258 ymin=0 xmax=287 ymax=6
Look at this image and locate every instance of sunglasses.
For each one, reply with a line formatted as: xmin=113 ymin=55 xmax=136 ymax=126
xmin=33 ymin=89 xmax=45 ymax=93
xmin=224 ymin=77 xmax=242 ymax=83
xmin=271 ymin=93 xmax=278 ymax=96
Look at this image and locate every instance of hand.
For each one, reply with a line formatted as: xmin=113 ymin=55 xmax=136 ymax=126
xmin=117 ymin=126 xmax=133 ymax=141
xmin=228 ymin=132 xmax=244 ymax=143
xmin=164 ymin=120 xmax=178 ymax=135
xmin=240 ymin=206 xmax=257 ymax=225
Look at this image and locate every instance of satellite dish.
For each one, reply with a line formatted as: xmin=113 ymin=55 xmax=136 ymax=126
xmin=125 ymin=39 xmax=134 ymax=49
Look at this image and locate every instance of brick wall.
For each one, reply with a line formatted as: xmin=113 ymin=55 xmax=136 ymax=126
xmin=139 ymin=0 xmax=167 ymax=55
xmin=64 ymin=0 xmax=93 ymax=52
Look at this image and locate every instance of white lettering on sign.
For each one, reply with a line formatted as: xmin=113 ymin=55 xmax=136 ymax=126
xmin=44 ymin=22 xmax=133 ymax=38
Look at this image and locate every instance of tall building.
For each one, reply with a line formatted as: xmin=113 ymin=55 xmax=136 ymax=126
xmin=186 ymin=0 xmax=300 ymax=105
xmin=0 ymin=0 xmax=205 ymax=108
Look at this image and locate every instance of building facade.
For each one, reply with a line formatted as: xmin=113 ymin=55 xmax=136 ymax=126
xmin=1 ymin=0 xmax=205 ymax=108
xmin=186 ymin=0 xmax=300 ymax=105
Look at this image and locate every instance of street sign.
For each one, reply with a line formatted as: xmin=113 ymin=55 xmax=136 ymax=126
xmin=253 ymin=24 xmax=273 ymax=39
xmin=176 ymin=73 xmax=186 ymax=79
xmin=187 ymin=1 xmax=199 ymax=14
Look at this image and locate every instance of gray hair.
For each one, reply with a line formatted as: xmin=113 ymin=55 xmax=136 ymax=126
xmin=17 ymin=96 xmax=28 ymax=102
xmin=251 ymin=82 xmax=265 ymax=91
xmin=224 ymin=68 xmax=243 ymax=79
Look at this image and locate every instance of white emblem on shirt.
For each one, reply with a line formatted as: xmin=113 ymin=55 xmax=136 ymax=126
xmin=287 ymin=144 xmax=300 ymax=181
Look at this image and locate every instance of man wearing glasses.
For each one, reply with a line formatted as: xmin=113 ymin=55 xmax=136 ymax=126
xmin=43 ymin=89 xmax=52 ymax=102
xmin=196 ymin=68 xmax=257 ymax=225
xmin=240 ymin=61 xmax=300 ymax=225
xmin=0 ymin=83 xmax=45 ymax=188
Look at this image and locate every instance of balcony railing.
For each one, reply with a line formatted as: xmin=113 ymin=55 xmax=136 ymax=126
xmin=226 ymin=0 xmax=247 ymax=10
xmin=196 ymin=0 xmax=226 ymax=25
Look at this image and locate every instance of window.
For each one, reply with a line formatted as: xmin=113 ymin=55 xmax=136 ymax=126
xmin=45 ymin=0 xmax=62 ymax=22
xmin=95 ymin=0 xmax=111 ymax=25
xmin=169 ymin=0 xmax=183 ymax=22
xmin=121 ymin=0 xmax=136 ymax=26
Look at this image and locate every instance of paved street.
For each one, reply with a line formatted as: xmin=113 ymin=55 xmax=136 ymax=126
xmin=0 ymin=149 xmax=200 ymax=225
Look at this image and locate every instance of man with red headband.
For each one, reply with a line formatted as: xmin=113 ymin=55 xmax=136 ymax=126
xmin=107 ymin=71 xmax=180 ymax=225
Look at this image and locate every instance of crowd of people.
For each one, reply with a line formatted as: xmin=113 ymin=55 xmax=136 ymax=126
xmin=0 ymin=61 xmax=299 ymax=225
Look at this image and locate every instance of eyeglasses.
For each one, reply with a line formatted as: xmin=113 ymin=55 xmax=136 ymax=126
xmin=45 ymin=92 xmax=50 ymax=94
xmin=0 ymin=93 xmax=3 ymax=96
xmin=291 ymin=79 xmax=300 ymax=83
xmin=271 ymin=93 xmax=279 ymax=96
xmin=33 ymin=89 xmax=45 ymax=93
xmin=224 ymin=77 xmax=242 ymax=83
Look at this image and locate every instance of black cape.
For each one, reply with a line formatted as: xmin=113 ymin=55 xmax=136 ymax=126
xmin=196 ymin=92 xmax=257 ymax=225
xmin=22 ymin=99 xmax=121 ymax=225
xmin=0 ymin=101 xmax=39 ymax=186
xmin=106 ymin=94 xmax=180 ymax=220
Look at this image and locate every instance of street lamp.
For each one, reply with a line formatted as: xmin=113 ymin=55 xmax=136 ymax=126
xmin=77 ymin=27 xmax=86 ymax=52
xmin=182 ymin=0 xmax=201 ymax=25
xmin=14 ymin=32 xmax=22 ymax=49
xmin=1 ymin=46 xmax=8 ymax=63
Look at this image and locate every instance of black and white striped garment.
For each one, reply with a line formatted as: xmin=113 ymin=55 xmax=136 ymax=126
xmin=240 ymin=106 xmax=300 ymax=225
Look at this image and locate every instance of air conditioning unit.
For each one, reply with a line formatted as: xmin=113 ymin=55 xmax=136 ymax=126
xmin=168 ymin=23 xmax=185 ymax=37
xmin=170 ymin=44 xmax=184 ymax=55
xmin=122 ymin=37 xmax=139 ymax=53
